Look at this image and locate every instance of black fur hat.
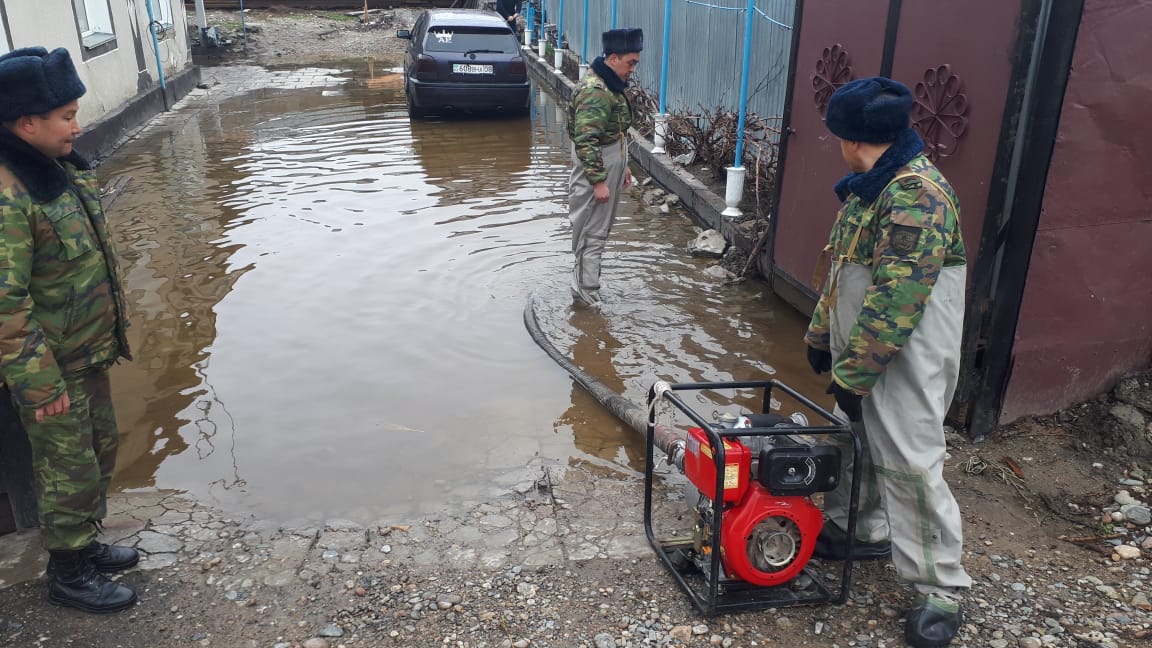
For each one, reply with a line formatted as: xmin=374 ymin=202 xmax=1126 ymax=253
xmin=602 ymin=28 xmax=643 ymax=55
xmin=825 ymin=77 xmax=913 ymax=144
xmin=0 ymin=47 xmax=87 ymax=122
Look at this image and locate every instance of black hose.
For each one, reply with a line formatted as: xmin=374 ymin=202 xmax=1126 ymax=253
xmin=523 ymin=292 xmax=681 ymax=453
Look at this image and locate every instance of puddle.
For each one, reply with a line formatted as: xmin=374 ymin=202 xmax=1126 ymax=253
xmin=96 ymin=60 xmax=825 ymax=524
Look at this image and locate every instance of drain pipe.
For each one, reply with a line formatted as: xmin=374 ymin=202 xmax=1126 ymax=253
xmin=722 ymin=0 xmax=756 ymax=219
xmin=143 ymin=0 xmax=169 ymax=111
xmin=554 ymin=0 xmax=565 ymax=71
xmin=651 ymin=0 xmax=672 ymax=155
xmin=523 ymin=293 xmax=681 ymax=454
xmin=579 ymin=0 xmax=589 ymax=79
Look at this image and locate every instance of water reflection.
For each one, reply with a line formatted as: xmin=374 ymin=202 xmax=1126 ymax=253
xmin=99 ymin=60 xmax=825 ymax=525
xmin=556 ymin=308 xmax=646 ymax=473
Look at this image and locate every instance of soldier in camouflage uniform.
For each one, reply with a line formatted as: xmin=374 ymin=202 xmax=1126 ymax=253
xmin=0 ymin=47 xmax=138 ymax=613
xmin=566 ymin=28 xmax=642 ymax=306
xmin=803 ymin=78 xmax=970 ymax=648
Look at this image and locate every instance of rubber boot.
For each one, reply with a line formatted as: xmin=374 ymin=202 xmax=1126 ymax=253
xmin=904 ymin=596 xmax=962 ymax=647
xmin=811 ymin=521 xmax=892 ymax=561
xmin=47 ymin=550 xmax=138 ymax=613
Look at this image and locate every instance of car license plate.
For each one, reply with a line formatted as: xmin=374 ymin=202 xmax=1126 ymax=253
xmin=453 ymin=64 xmax=493 ymax=75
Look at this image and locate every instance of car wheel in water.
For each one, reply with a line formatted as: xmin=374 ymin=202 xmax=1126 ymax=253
xmin=406 ymin=91 xmax=426 ymax=119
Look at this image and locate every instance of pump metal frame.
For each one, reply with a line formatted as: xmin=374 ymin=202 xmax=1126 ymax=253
xmin=643 ymin=379 xmax=862 ymax=616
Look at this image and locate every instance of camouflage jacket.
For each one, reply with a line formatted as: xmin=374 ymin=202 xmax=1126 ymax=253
xmin=805 ymin=154 xmax=966 ymax=396
xmin=567 ymin=65 xmax=633 ymax=185
xmin=0 ymin=137 xmax=131 ymax=409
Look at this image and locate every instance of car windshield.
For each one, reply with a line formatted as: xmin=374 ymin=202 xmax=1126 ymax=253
xmin=423 ymin=27 xmax=517 ymax=54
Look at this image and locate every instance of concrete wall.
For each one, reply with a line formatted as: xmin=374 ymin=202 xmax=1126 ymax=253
xmin=3 ymin=0 xmax=192 ymax=127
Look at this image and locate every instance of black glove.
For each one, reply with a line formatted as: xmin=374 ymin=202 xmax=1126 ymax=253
xmin=806 ymin=346 xmax=832 ymax=375
xmin=827 ymin=382 xmax=863 ymax=422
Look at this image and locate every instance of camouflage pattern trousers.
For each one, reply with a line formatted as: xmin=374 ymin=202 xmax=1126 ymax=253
xmin=17 ymin=367 xmax=118 ymax=551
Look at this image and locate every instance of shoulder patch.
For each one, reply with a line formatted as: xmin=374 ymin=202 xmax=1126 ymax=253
xmin=889 ymin=224 xmax=922 ymax=255
xmin=898 ymin=176 xmax=923 ymax=190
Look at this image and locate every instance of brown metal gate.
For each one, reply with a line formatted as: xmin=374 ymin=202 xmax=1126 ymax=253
xmin=772 ymin=0 xmax=1024 ymax=311
xmin=767 ymin=0 xmax=1086 ymax=438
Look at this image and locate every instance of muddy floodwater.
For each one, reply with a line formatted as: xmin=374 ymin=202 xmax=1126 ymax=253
xmin=98 ymin=61 xmax=826 ymax=525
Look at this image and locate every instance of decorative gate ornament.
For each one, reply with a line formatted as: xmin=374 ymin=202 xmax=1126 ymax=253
xmin=812 ymin=44 xmax=854 ymax=118
xmin=911 ymin=65 xmax=969 ymax=161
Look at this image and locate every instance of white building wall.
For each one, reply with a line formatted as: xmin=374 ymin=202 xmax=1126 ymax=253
xmin=2 ymin=0 xmax=191 ymax=126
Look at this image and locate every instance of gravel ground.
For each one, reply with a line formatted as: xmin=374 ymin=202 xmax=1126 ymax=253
xmin=192 ymin=8 xmax=424 ymax=65
xmin=1 ymin=425 xmax=1148 ymax=648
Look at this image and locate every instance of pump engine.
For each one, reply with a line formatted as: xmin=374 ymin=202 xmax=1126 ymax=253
xmin=671 ymin=413 xmax=841 ymax=587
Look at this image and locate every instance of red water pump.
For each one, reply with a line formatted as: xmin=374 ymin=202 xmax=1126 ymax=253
xmin=644 ymin=379 xmax=860 ymax=616
xmin=680 ymin=416 xmax=839 ymax=586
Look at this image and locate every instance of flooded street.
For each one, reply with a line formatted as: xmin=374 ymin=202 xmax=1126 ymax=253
xmin=99 ymin=60 xmax=824 ymax=525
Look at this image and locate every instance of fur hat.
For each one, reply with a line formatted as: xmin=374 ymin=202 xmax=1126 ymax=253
xmin=825 ymin=77 xmax=913 ymax=144
xmin=602 ymin=28 xmax=643 ymax=55
xmin=0 ymin=47 xmax=87 ymax=122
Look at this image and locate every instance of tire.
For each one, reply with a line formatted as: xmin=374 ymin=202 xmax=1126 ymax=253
xmin=406 ymin=86 xmax=426 ymax=119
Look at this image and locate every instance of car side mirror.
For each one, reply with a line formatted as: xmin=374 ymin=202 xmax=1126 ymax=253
xmin=396 ymin=29 xmax=411 ymax=39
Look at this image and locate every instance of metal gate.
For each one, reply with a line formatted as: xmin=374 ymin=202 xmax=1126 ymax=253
xmin=766 ymin=0 xmax=1085 ymax=438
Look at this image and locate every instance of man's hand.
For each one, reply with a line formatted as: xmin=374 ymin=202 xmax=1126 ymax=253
xmin=806 ymin=345 xmax=832 ymax=374
xmin=826 ymin=382 xmax=863 ymax=423
xmin=623 ymin=172 xmax=633 ymax=189
xmin=593 ymin=182 xmax=611 ymax=203
xmin=35 ymin=391 xmax=71 ymax=423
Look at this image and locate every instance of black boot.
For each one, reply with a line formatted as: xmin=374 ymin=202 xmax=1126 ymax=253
xmin=47 ymin=541 xmax=139 ymax=575
xmin=904 ymin=596 xmax=962 ymax=647
xmin=811 ymin=522 xmax=892 ymax=561
xmin=47 ymin=550 xmax=137 ymax=614
xmin=82 ymin=540 xmax=140 ymax=572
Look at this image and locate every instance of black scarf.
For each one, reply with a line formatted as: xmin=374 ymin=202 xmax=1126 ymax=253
xmin=591 ymin=57 xmax=628 ymax=94
xmin=833 ymin=128 xmax=925 ymax=203
xmin=0 ymin=127 xmax=89 ymax=202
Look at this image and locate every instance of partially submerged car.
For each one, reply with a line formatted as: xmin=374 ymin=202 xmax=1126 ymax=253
xmin=397 ymin=9 xmax=530 ymax=118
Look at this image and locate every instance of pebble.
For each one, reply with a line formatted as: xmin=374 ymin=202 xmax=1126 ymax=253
xmin=302 ymin=640 xmax=329 ymax=648
xmin=1113 ymin=545 xmax=1141 ymax=560
xmin=1019 ymin=639 xmax=1042 ymax=648
xmin=1115 ymin=491 xmax=1139 ymax=506
xmin=1123 ymin=505 xmax=1151 ymax=525
xmin=317 ymin=624 xmax=344 ymax=638
xmin=593 ymin=634 xmax=615 ymax=648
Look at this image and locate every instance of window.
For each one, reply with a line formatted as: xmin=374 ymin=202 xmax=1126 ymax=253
xmin=148 ymin=0 xmax=172 ymax=27
xmin=424 ymin=28 xmax=518 ymax=54
xmin=73 ymin=0 xmax=115 ymax=49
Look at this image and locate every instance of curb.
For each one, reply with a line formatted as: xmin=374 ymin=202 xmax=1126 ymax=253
xmin=76 ymin=66 xmax=204 ymax=165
